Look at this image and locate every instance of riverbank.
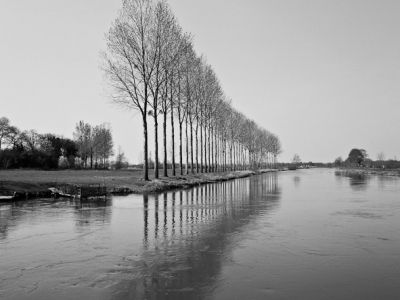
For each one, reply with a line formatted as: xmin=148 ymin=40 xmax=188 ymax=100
xmin=0 ymin=169 xmax=277 ymax=200
xmin=335 ymin=168 xmax=400 ymax=177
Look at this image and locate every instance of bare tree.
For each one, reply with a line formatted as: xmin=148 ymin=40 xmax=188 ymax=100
xmin=0 ymin=117 xmax=21 ymax=150
xmin=93 ymin=123 xmax=114 ymax=168
xmin=103 ymin=0 xmax=159 ymax=180
xmin=182 ymin=46 xmax=198 ymax=174
xmin=158 ymin=10 xmax=188 ymax=177
xmin=0 ymin=117 xmax=12 ymax=150
xmin=175 ymin=67 xmax=187 ymax=175
xmin=148 ymin=1 xmax=175 ymax=179
xmin=73 ymin=121 xmax=92 ymax=168
xmin=103 ymin=0 xmax=282 ymax=177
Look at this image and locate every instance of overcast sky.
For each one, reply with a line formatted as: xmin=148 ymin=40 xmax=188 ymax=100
xmin=1 ymin=0 xmax=399 ymax=163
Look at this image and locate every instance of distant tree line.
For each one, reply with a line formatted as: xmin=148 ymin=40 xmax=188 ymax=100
xmin=334 ymin=148 xmax=400 ymax=169
xmin=103 ymin=0 xmax=281 ymax=180
xmin=0 ymin=117 xmax=115 ymax=170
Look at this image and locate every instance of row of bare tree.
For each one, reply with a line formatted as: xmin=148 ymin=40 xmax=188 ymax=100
xmin=103 ymin=0 xmax=281 ymax=180
xmin=73 ymin=121 xmax=114 ymax=169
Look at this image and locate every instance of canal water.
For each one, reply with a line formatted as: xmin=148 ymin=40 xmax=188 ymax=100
xmin=0 ymin=169 xmax=399 ymax=299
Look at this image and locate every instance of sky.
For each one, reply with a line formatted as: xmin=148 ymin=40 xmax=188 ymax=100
xmin=1 ymin=0 xmax=399 ymax=163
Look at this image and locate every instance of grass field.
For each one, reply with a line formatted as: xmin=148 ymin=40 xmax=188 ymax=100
xmin=0 ymin=169 xmax=260 ymax=195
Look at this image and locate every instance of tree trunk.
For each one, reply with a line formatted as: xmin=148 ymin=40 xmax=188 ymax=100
xmin=215 ymin=135 xmax=218 ymax=172
xmin=234 ymin=143 xmax=237 ymax=170
xmin=154 ymin=113 xmax=159 ymax=179
xmin=209 ymin=127 xmax=212 ymax=172
xmin=204 ymin=123 xmax=207 ymax=173
xmin=171 ymin=104 xmax=176 ymax=176
xmin=90 ymin=150 xmax=93 ymax=169
xmin=190 ymin=119 xmax=194 ymax=174
xmin=179 ymin=122 xmax=183 ymax=176
xmin=195 ymin=120 xmax=199 ymax=173
xmin=239 ymin=146 xmax=242 ymax=170
xmin=224 ymin=139 xmax=227 ymax=172
xmin=163 ymin=108 xmax=168 ymax=177
xmin=212 ymin=129 xmax=216 ymax=172
xmin=230 ymin=142 xmax=233 ymax=171
xmin=232 ymin=142 xmax=234 ymax=171
xmin=214 ymin=131 xmax=217 ymax=172
xmin=185 ymin=117 xmax=189 ymax=175
xmin=200 ymin=117 xmax=203 ymax=173
xmin=242 ymin=146 xmax=245 ymax=170
xmin=214 ymin=132 xmax=217 ymax=172
xmin=208 ymin=124 xmax=211 ymax=172
xmin=143 ymin=116 xmax=149 ymax=181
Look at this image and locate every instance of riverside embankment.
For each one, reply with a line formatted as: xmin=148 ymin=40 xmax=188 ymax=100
xmin=0 ymin=169 xmax=278 ymax=200
xmin=335 ymin=168 xmax=400 ymax=178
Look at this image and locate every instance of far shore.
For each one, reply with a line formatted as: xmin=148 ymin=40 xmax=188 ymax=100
xmin=0 ymin=168 xmax=279 ymax=200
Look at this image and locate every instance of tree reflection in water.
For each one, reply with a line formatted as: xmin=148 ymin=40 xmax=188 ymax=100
xmin=335 ymin=171 xmax=370 ymax=191
xmin=74 ymin=198 xmax=113 ymax=229
xmin=111 ymin=173 xmax=281 ymax=300
xmin=0 ymin=204 xmax=12 ymax=240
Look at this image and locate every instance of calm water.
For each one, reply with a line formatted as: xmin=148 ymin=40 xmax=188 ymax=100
xmin=1 ymin=169 xmax=400 ymax=299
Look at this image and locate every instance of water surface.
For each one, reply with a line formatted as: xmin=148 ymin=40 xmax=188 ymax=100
xmin=1 ymin=169 xmax=399 ymax=299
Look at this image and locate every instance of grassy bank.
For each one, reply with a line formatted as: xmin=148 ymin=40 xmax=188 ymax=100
xmin=335 ymin=168 xmax=400 ymax=177
xmin=0 ymin=169 xmax=276 ymax=197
